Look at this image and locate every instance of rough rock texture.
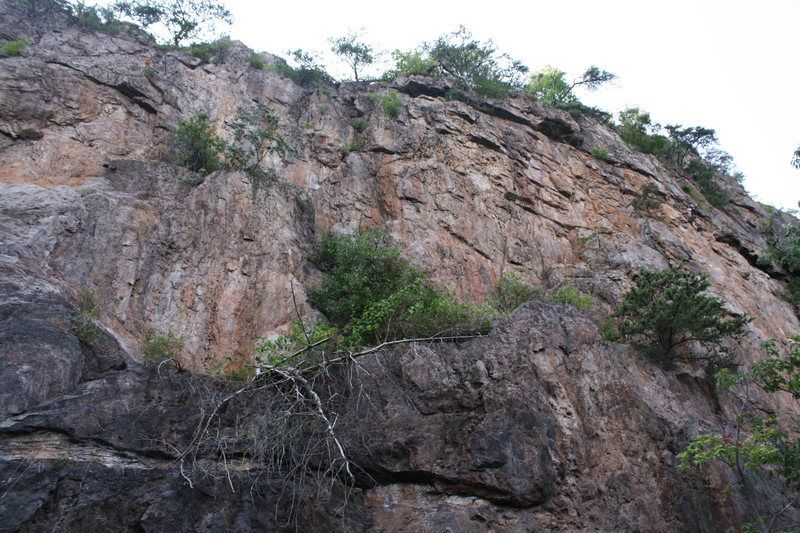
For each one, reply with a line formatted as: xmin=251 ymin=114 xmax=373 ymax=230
xmin=2 ymin=4 xmax=800 ymax=532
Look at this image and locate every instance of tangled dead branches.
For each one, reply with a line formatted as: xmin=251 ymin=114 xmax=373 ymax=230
xmin=172 ymin=334 xmax=482 ymax=524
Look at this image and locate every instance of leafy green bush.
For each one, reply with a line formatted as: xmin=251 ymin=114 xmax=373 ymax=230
xmin=527 ymin=65 xmax=616 ymax=107
xmin=490 ymin=272 xmax=540 ymax=313
xmin=266 ymin=49 xmax=332 ymax=88
xmin=351 ymin=117 xmax=367 ymax=132
xmin=141 ymin=331 xmax=185 ymax=363
xmin=71 ymin=289 xmax=100 ymax=346
xmin=681 ymin=183 xmax=705 ymax=206
xmin=364 ymin=92 xmax=379 ymax=104
xmin=384 ymin=49 xmax=435 ymax=78
xmin=610 ymin=267 xmax=750 ymax=368
xmin=685 ymin=160 xmax=727 ymax=206
xmin=549 ymin=284 xmax=594 ymax=311
xmin=170 ymin=112 xmax=226 ymax=175
xmin=339 ymin=137 xmax=365 ymax=156
xmin=247 ymin=53 xmax=266 ymax=69
xmin=170 ymin=105 xmax=288 ymax=176
xmin=224 ymin=102 xmax=288 ymax=173
xmin=2 ymin=37 xmax=31 ymax=57
xmin=180 ymin=37 xmax=231 ymax=64
xmin=555 ymin=101 xmax=613 ymax=123
xmin=592 ymin=148 xmax=611 ymax=161
xmin=380 ymin=91 xmax=402 ymax=119
xmin=307 ymin=228 xmax=491 ymax=348
xmin=615 ymin=107 xmax=672 ymax=157
xmin=384 ymin=26 xmax=527 ymax=98
xmin=71 ymin=2 xmax=129 ymax=34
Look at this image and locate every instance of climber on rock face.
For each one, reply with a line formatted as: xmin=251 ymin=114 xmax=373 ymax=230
xmin=684 ymin=207 xmax=696 ymax=223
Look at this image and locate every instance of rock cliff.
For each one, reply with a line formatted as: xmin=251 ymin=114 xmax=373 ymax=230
xmin=1 ymin=4 xmax=799 ymax=531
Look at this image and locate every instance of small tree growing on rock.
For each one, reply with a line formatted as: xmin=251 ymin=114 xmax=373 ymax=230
xmin=329 ymin=30 xmax=375 ymax=82
xmin=611 ymin=267 xmax=750 ymax=369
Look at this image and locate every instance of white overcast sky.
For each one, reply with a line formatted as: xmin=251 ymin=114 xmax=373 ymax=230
xmin=141 ymin=0 xmax=800 ymax=210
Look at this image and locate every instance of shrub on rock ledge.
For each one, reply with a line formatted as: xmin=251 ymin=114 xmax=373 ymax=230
xmin=610 ymin=267 xmax=750 ymax=369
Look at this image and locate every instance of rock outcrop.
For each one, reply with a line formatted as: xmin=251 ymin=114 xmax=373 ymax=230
xmin=2 ymin=4 xmax=799 ymax=531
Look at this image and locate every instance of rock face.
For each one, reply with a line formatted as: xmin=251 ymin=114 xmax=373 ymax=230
xmin=2 ymin=4 xmax=799 ymax=532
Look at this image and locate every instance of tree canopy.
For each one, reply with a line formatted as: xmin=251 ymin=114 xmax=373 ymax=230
xmin=329 ymin=31 xmax=375 ymax=82
xmin=527 ymin=65 xmax=616 ymax=106
xmin=111 ymin=0 xmax=232 ymax=46
xmin=612 ymin=267 xmax=750 ymax=368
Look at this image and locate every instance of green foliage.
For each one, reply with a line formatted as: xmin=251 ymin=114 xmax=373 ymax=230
xmin=141 ymin=331 xmax=185 ymax=363
xmin=631 ymin=182 xmax=664 ymax=214
xmin=170 ymin=112 xmax=225 ymax=175
xmin=247 ymin=53 xmax=266 ymax=70
xmin=224 ymin=102 xmax=288 ymax=174
xmin=664 ymin=124 xmax=718 ymax=167
xmin=527 ymin=65 xmax=616 ymax=106
xmin=339 ymin=137 xmax=365 ymax=156
xmin=759 ymin=202 xmax=776 ymax=214
xmin=591 ymin=148 xmax=611 ymax=161
xmin=599 ymin=320 xmax=621 ymax=342
xmin=681 ymin=183 xmax=705 ymax=206
xmin=577 ymin=225 xmax=612 ymax=248
xmin=111 ymin=0 xmax=232 ymax=46
xmin=549 ymin=284 xmax=594 ymax=311
xmin=611 ymin=267 xmax=750 ymax=368
xmin=7 ymin=0 xmax=71 ymax=17
xmin=329 ymin=30 xmax=375 ymax=82
xmin=178 ymin=37 xmax=231 ymax=63
xmin=386 ymin=26 xmax=527 ymax=98
xmin=792 ymin=145 xmax=800 ymax=169
xmin=364 ymin=92 xmax=379 ymax=104
xmin=679 ymin=337 xmax=800 ymax=495
xmin=527 ymin=66 xmax=571 ymax=106
xmin=554 ymin=101 xmax=613 ymax=123
xmin=755 ymin=337 xmax=800 ymax=398
xmin=1 ymin=37 xmax=31 ymax=57
xmin=490 ymin=272 xmax=540 ymax=313
xmin=170 ymin=105 xmax=288 ymax=176
xmin=70 ymin=1 xmax=129 ymax=34
xmin=141 ymin=65 xmax=156 ymax=76
xmin=615 ymin=107 xmax=672 ymax=157
xmin=380 ymin=91 xmax=402 ymax=119
xmin=384 ymin=49 xmax=436 ymax=78
xmin=351 ymin=117 xmax=367 ymax=132
xmin=685 ymin=160 xmax=728 ymax=207
xmin=307 ymin=229 xmax=492 ymax=348
xmin=71 ymin=289 xmax=100 ymax=346
xmin=266 ymin=49 xmax=332 ymax=88
xmin=221 ymin=366 xmax=255 ymax=382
